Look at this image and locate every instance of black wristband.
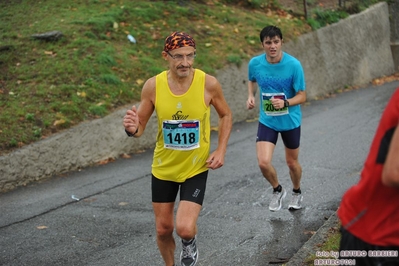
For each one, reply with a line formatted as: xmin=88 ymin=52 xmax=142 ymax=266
xmin=284 ymin=100 xmax=290 ymax=108
xmin=125 ymin=127 xmax=138 ymax=137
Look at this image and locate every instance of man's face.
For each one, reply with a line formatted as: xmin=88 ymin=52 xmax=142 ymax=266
xmin=262 ymin=36 xmax=282 ymax=59
xmin=163 ymin=46 xmax=196 ymax=78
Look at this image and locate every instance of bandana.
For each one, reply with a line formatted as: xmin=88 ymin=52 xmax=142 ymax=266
xmin=163 ymin=31 xmax=196 ymax=52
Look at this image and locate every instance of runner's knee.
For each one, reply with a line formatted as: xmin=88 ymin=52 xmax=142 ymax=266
xmin=175 ymin=225 xmax=196 ymax=240
xmin=156 ymin=222 xmax=174 ymax=238
xmin=258 ymin=157 xmax=273 ymax=170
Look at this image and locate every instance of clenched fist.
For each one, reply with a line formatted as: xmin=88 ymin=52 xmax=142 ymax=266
xmin=123 ymin=105 xmax=139 ymax=136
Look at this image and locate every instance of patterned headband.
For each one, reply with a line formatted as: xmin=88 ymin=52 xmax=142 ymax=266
xmin=163 ymin=31 xmax=196 ymax=52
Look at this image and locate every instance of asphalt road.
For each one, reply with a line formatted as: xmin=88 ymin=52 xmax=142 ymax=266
xmin=1 ymin=81 xmax=398 ymax=266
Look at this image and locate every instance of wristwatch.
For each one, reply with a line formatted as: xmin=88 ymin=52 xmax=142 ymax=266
xmin=284 ymin=100 xmax=290 ymax=108
xmin=125 ymin=127 xmax=138 ymax=137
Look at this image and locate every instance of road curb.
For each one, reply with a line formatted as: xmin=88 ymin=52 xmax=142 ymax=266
xmin=286 ymin=211 xmax=339 ymax=266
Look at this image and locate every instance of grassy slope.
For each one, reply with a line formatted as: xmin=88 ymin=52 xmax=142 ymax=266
xmin=0 ymin=0 xmax=311 ymax=156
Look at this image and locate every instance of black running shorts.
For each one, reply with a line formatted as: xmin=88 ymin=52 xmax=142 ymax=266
xmin=339 ymin=227 xmax=399 ymax=266
xmin=151 ymin=171 xmax=208 ymax=205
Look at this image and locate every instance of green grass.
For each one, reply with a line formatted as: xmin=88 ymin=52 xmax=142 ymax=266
xmin=0 ymin=0 xmax=312 ymax=155
xmin=303 ymin=221 xmax=341 ymax=265
xmin=0 ymin=0 xmax=376 ymax=155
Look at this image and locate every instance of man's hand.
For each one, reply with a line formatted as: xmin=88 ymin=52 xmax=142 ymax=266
xmin=206 ymin=150 xmax=225 ymax=170
xmin=123 ymin=105 xmax=139 ymax=135
xmin=270 ymin=97 xmax=284 ymax=109
xmin=247 ymin=95 xmax=256 ymax=110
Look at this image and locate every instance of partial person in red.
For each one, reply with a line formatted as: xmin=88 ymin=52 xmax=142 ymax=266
xmin=338 ymin=87 xmax=399 ymax=266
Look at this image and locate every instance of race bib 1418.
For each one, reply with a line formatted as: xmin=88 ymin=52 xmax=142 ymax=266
xmin=162 ymin=120 xmax=200 ymax=150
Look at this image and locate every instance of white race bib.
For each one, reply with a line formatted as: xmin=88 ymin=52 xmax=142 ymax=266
xmin=261 ymin=92 xmax=289 ymax=116
xmin=162 ymin=120 xmax=200 ymax=150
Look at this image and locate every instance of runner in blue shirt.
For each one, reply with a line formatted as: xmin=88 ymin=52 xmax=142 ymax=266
xmin=247 ymin=25 xmax=306 ymax=211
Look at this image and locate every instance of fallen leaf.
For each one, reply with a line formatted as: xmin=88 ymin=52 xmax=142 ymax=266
xmin=36 ymin=225 xmax=48 ymax=230
xmin=98 ymin=158 xmax=115 ymax=165
xmin=304 ymin=230 xmax=316 ymax=235
xmin=83 ymin=198 xmax=97 ymax=203
xmin=151 ymin=32 xmax=161 ymax=40
xmin=53 ymin=119 xmax=66 ymax=126
xmin=77 ymin=91 xmax=87 ymax=97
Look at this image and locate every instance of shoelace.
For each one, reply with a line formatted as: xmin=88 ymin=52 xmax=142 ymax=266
xmin=182 ymin=243 xmax=195 ymax=258
xmin=271 ymin=192 xmax=281 ymax=204
xmin=290 ymin=194 xmax=301 ymax=205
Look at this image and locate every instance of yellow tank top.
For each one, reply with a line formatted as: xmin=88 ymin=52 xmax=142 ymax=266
xmin=152 ymin=69 xmax=210 ymax=182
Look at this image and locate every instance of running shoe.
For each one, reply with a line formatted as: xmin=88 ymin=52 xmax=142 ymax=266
xmin=288 ymin=192 xmax=303 ymax=210
xmin=180 ymin=236 xmax=198 ymax=266
xmin=269 ymin=188 xmax=286 ymax=211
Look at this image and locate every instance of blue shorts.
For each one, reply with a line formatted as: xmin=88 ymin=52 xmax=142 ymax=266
xmin=256 ymin=122 xmax=301 ymax=149
xmin=151 ymin=171 xmax=208 ymax=205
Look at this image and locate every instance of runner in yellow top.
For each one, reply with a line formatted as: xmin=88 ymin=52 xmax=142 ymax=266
xmin=153 ymin=69 xmax=210 ymax=183
xmin=123 ymin=31 xmax=232 ymax=266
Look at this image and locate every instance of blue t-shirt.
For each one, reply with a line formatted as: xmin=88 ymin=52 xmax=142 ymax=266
xmin=248 ymin=52 xmax=306 ymax=131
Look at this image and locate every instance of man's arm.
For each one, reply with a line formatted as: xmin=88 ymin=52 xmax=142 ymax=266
xmin=247 ymin=81 xmax=257 ymax=110
xmin=382 ymin=126 xmax=399 ymax=187
xmin=287 ymin=90 xmax=307 ymax=106
xmin=123 ymin=77 xmax=155 ymax=138
xmin=205 ymin=75 xmax=232 ymax=170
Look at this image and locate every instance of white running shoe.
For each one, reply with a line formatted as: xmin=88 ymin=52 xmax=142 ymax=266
xmin=269 ymin=188 xmax=286 ymax=211
xmin=288 ymin=192 xmax=303 ymax=210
